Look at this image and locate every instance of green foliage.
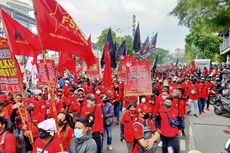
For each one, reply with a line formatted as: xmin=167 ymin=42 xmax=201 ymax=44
xmin=96 ymin=28 xmax=116 ymax=51
xmin=96 ymin=28 xmax=134 ymax=55
xmin=148 ymin=48 xmax=172 ymax=65
xmin=115 ymin=35 xmax=134 ymax=55
xmin=170 ymin=0 xmax=230 ymax=31
xmin=171 ymin=0 xmax=229 ymax=62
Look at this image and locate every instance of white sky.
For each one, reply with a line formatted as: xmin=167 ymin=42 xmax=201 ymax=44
xmin=43 ymin=0 xmax=189 ymax=52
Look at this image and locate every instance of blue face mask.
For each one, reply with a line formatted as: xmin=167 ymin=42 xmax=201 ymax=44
xmin=74 ymin=129 xmax=84 ymax=139
xmin=164 ymin=104 xmax=172 ymax=109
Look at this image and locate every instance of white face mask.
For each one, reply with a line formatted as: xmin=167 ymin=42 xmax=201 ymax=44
xmin=87 ymin=100 xmax=95 ymax=106
xmin=162 ymin=95 xmax=167 ymax=100
xmin=65 ymin=83 xmax=68 ymax=86
xmin=141 ymin=98 xmax=146 ymax=103
xmin=96 ymin=90 xmax=100 ymax=94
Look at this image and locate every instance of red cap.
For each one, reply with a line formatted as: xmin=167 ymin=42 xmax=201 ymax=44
xmin=136 ymin=104 xmax=150 ymax=113
xmin=0 ymin=94 xmax=8 ymax=102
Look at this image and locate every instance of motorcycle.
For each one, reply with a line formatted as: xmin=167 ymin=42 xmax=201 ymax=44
xmin=213 ymin=96 xmax=230 ymax=115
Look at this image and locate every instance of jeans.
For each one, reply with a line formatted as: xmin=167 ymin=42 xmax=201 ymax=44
xmin=161 ymin=135 xmax=179 ymax=153
xmin=198 ymin=98 xmax=206 ymax=112
xmin=103 ymin=126 xmax=112 ymax=145
xmin=114 ymin=102 xmax=121 ymax=121
xmin=188 ymin=99 xmax=199 ymax=115
xmin=126 ymin=142 xmax=132 ymax=153
xmin=93 ymin=132 xmax=102 ymax=153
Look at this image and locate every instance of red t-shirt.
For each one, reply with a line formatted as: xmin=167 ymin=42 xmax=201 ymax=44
xmin=34 ymin=137 xmax=61 ymax=153
xmin=132 ymin=118 xmax=157 ymax=153
xmin=188 ymin=83 xmax=199 ymax=100
xmin=173 ymin=97 xmax=187 ymax=117
xmin=159 ymin=106 xmax=179 ymax=137
xmin=121 ymin=111 xmax=136 ymax=142
xmin=0 ymin=132 xmax=16 ymax=153
xmin=58 ymin=125 xmax=74 ymax=151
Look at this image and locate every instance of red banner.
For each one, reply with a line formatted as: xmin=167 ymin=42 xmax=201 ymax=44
xmin=87 ymin=58 xmax=100 ymax=79
xmin=0 ymin=48 xmax=22 ymax=93
xmin=118 ymin=56 xmax=136 ymax=81
xmin=124 ymin=60 xmax=152 ymax=96
xmin=37 ymin=60 xmax=56 ymax=87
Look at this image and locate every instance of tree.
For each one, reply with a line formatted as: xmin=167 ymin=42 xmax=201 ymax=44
xmin=185 ymin=27 xmax=222 ymax=61
xmin=96 ymin=28 xmax=116 ymax=51
xmin=170 ymin=0 xmax=230 ymax=32
xmin=148 ymin=48 xmax=171 ymax=65
xmin=115 ymin=35 xmax=133 ymax=55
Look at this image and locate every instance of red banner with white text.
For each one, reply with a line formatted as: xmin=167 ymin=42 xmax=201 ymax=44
xmin=124 ymin=60 xmax=152 ymax=96
xmin=87 ymin=58 xmax=100 ymax=79
xmin=37 ymin=60 xmax=56 ymax=87
xmin=118 ymin=56 xmax=136 ymax=81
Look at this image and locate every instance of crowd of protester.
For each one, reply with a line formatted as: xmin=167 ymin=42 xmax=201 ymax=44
xmin=0 ymin=63 xmax=229 ymax=153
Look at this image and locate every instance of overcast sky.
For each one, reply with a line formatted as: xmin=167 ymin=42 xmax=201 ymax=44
xmin=58 ymin=0 xmax=189 ymax=52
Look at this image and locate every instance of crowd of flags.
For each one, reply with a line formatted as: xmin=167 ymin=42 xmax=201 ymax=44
xmin=0 ymin=0 xmax=160 ymax=82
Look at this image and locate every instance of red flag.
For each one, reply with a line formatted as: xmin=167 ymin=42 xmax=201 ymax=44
xmin=58 ymin=53 xmax=76 ymax=75
xmin=33 ymin=0 xmax=95 ymax=67
xmin=0 ymin=9 xmax=40 ymax=57
xmin=85 ymin=35 xmax=97 ymax=67
xmin=102 ymin=42 xmax=112 ymax=87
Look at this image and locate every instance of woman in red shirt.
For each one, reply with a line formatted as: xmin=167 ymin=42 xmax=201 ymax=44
xmin=57 ymin=112 xmax=74 ymax=151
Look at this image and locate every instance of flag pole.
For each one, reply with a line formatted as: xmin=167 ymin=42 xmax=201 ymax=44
xmin=32 ymin=1 xmax=63 ymax=151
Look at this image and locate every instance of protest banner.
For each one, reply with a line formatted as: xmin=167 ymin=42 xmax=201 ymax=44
xmin=124 ymin=60 xmax=152 ymax=96
xmin=0 ymin=47 xmax=22 ymax=93
xmin=87 ymin=58 xmax=100 ymax=79
xmin=36 ymin=60 xmax=56 ymax=87
xmin=118 ymin=56 xmax=136 ymax=81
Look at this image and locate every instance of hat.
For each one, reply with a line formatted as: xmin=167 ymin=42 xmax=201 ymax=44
xmin=201 ymin=78 xmax=205 ymax=80
xmin=127 ymin=101 xmax=137 ymax=110
xmin=64 ymin=80 xmax=70 ymax=84
xmin=87 ymin=94 xmax=95 ymax=101
xmin=100 ymin=94 xmax=107 ymax=101
xmin=77 ymin=88 xmax=85 ymax=93
xmin=136 ymin=104 xmax=150 ymax=113
xmin=37 ymin=118 xmax=56 ymax=136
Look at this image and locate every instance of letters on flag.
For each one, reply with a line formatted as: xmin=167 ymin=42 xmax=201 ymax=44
xmin=124 ymin=60 xmax=152 ymax=96
xmin=0 ymin=48 xmax=22 ymax=93
xmin=36 ymin=60 xmax=56 ymax=87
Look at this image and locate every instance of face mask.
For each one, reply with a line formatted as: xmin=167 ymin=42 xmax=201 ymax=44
xmin=65 ymin=84 xmax=68 ymax=86
xmin=58 ymin=120 xmax=66 ymax=127
xmin=143 ymin=113 xmax=150 ymax=120
xmin=74 ymin=129 xmax=84 ymax=139
xmin=38 ymin=130 xmax=50 ymax=139
xmin=164 ymin=104 xmax=172 ymax=109
xmin=162 ymin=96 xmax=167 ymax=100
xmin=87 ymin=100 xmax=95 ymax=106
xmin=192 ymin=81 xmax=196 ymax=84
xmin=96 ymin=90 xmax=100 ymax=94
xmin=141 ymin=98 xmax=146 ymax=103
xmin=201 ymin=81 xmax=205 ymax=83
xmin=78 ymin=99 xmax=84 ymax=104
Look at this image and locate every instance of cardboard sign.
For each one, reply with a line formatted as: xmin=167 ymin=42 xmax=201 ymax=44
xmin=0 ymin=48 xmax=22 ymax=92
xmin=124 ymin=60 xmax=152 ymax=96
xmin=37 ymin=60 xmax=56 ymax=87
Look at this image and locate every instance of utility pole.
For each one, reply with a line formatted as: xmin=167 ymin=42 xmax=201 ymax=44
xmin=132 ymin=15 xmax=136 ymax=38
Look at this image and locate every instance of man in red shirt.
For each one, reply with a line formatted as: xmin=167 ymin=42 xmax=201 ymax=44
xmin=157 ymin=97 xmax=180 ymax=153
xmin=173 ymin=87 xmax=187 ymax=136
xmin=198 ymin=78 xmax=209 ymax=115
xmin=120 ymin=101 xmax=137 ymax=153
xmin=80 ymin=94 xmax=104 ymax=153
xmin=132 ymin=104 xmax=160 ymax=153
xmin=187 ymin=78 xmax=199 ymax=117
xmin=34 ymin=118 xmax=61 ymax=153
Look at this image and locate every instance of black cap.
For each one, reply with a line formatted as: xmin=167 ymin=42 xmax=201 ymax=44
xmin=127 ymin=101 xmax=137 ymax=110
xmin=87 ymin=94 xmax=95 ymax=101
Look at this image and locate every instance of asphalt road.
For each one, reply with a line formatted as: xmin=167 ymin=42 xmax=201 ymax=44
xmin=102 ymin=107 xmax=230 ymax=153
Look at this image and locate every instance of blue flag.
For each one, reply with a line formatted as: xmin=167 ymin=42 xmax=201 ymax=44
xmin=133 ymin=23 xmax=141 ymax=53
xmin=117 ymin=40 xmax=127 ymax=61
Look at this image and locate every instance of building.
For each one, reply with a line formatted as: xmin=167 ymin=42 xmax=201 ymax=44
xmin=219 ymin=25 xmax=230 ymax=62
xmin=0 ymin=0 xmax=36 ymax=37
